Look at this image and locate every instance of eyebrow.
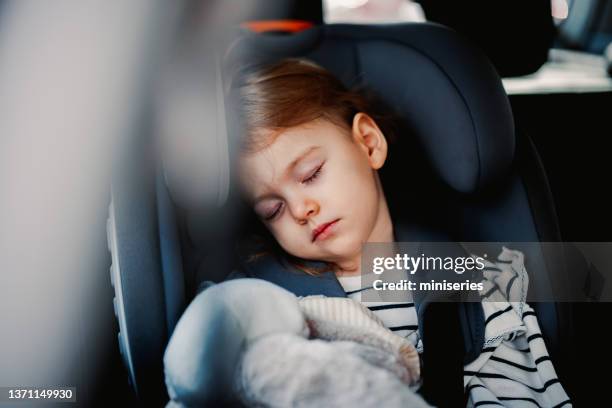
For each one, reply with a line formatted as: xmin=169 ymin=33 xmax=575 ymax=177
xmin=253 ymin=145 xmax=320 ymax=205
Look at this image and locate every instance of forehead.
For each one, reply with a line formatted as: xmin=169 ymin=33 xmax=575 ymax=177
xmin=238 ymin=120 xmax=348 ymax=196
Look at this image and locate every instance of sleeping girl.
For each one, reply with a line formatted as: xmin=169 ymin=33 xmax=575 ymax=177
xmin=229 ymin=58 xmax=572 ymax=407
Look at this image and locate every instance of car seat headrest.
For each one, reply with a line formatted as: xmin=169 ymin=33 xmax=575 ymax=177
xmin=156 ymin=43 xmax=231 ymax=210
xmin=225 ymin=23 xmax=515 ymax=194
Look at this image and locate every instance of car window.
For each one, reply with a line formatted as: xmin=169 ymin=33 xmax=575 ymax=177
xmin=323 ymin=0 xmax=425 ymax=24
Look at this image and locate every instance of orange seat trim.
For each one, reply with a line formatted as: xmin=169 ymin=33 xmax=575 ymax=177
xmin=241 ymin=20 xmax=314 ymax=33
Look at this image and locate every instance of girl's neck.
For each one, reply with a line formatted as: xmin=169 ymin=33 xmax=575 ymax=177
xmin=334 ymin=186 xmax=394 ymax=277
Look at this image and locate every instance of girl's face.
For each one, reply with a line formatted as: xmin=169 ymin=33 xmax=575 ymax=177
xmin=239 ymin=113 xmax=393 ymax=268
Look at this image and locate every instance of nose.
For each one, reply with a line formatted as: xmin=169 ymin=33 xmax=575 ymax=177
xmin=289 ymin=197 xmax=319 ymax=225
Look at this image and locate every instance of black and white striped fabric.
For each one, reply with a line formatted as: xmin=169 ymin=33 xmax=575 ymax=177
xmin=463 ymin=247 xmax=571 ymax=408
xmin=337 ymin=246 xmax=571 ymax=408
xmin=336 ymin=274 xmax=423 ymax=353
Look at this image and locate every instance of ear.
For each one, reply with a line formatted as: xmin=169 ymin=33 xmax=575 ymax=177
xmin=351 ymin=112 xmax=388 ymax=170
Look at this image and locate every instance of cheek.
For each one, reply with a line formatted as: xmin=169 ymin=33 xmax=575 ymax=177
xmin=270 ymin=221 xmax=306 ymax=252
xmin=276 ymin=235 xmax=312 ymax=260
xmin=336 ymin=171 xmax=380 ymax=238
xmin=272 ymin=220 xmax=322 ymax=260
xmin=329 ymin=161 xmax=376 ymax=207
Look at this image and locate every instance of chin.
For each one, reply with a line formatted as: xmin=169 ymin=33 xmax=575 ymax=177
xmin=326 ymin=234 xmax=362 ymax=257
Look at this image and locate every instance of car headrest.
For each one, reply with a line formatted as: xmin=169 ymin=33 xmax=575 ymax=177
xmin=224 ymin=23 xmax=515 ymax=194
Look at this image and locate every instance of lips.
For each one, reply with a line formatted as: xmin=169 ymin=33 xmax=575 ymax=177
xmin=312 ymin=219 xmax=340 ymax=242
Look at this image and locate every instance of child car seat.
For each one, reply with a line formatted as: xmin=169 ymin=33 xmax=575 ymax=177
xmin=108 ymin=22 xmax=584 ymax=406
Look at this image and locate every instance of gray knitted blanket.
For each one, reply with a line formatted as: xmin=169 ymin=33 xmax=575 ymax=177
xmin=235 ymin=333 xmax=431 ymax=408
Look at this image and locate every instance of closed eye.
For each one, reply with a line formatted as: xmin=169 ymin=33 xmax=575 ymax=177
xmin=302 ymin=162 xmax=324 ymax=184
xmin=264 ymin=202 xmax=283 ymax=221
xmin=260 ymin=162 xmax=324 ymax=221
